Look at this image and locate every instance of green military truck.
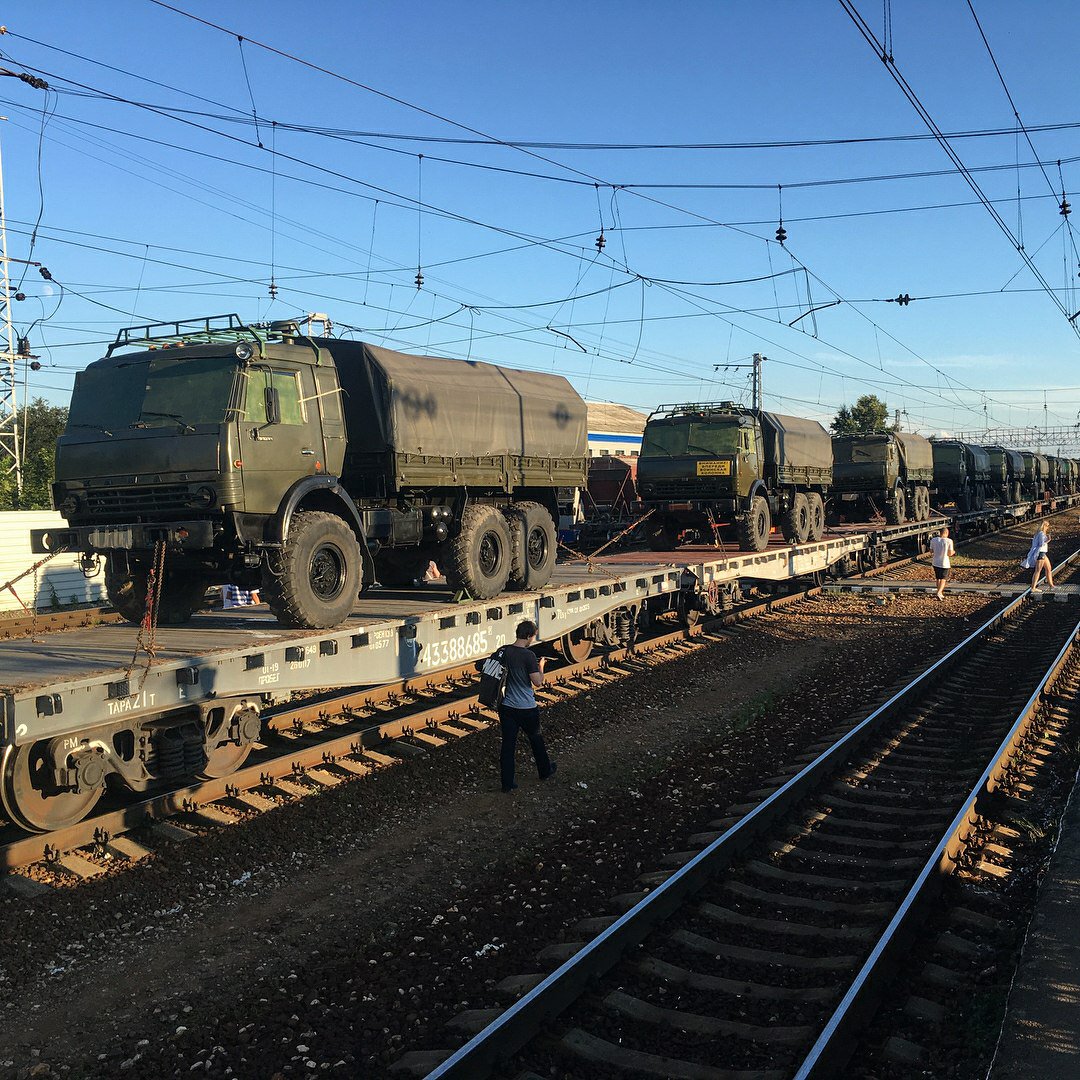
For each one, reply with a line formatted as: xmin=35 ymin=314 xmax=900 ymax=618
xmin=636 ymin=402 xmax=832 ymax=552
xmin=1045 ymin=455 xmax=1062 ymax=495
xmin=32 ymin=316 xmax=587 ymax=629
xmin=830 ymin=431 xmax=934 ymax=524
xmin=1019 ymin=451 xmax=1049 ymax=500
xmin=983 ymin=445 xmax=1024 ymax=504
xmin=930 ymin=439 xmax=991 ymax=512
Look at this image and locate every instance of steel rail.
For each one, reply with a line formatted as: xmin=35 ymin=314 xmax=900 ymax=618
xmin=795 ymin=613 xmax=1080 ymax=1077
xmin=424 ymin=546 xmax=1080 ymax=1080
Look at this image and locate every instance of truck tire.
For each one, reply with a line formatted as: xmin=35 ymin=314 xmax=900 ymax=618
xmin=885 ymin=488 xmax=906 ymax=525
xmin=505 ymin=502 xmax=557 ymax=590
xmin=807 ymin=492 xmax=825 ymax=542
xmin=780 ymin=493 xmax=811 ymax=544
xmin=736 ymin=496 xmax=771 ymax=552
xmin=958 ymin=485 xmax=973 ymax=513
xmin=262 ymin=511 xmax=362 ymax=629
xmin=647 ymin=520 xmax=679 ymax=551
xmin=105 ymin=556 xmax=207 ymax=626
xmin=976 ymin=483 xmax=987 ymax=511
xmin=444 ymin=504 xmax=512 ymax=599
xmin=1011 ymin=481 xmax=1022 ymax=504
xmin=916 ymin=486 xmax=931 ymax=520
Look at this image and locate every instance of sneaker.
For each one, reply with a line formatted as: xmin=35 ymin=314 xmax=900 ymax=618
xmin=541 ymin=761 xmax=558 ymax=781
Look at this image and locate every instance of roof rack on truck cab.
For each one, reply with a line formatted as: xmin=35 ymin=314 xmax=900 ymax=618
xmin=647 ymin=401 xmax=745 ymax=421
xmin=106 ymin=314 xmax=307 ymax=356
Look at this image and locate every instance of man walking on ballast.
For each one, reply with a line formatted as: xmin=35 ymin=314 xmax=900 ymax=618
xmin=499 ymin=620 xmax=557 ymax=793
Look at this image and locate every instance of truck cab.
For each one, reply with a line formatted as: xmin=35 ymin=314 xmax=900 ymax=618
xmin=34 ymin=316 xmax=372 ymax=628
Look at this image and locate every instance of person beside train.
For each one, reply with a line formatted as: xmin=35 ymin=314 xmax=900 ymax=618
xmin=929 ymin=525 xmax=954 ymax=601
xmin=498 ymin=620 xmax=558 ymax=793
xmin=1027 ymin=520 xmax=1055 ymax=593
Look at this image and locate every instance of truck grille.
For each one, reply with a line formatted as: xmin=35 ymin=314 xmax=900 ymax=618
xmin=643 ymin=479 xmax=728 ymax=498
xmin=84 ymin=485 xmax=193 ymax=518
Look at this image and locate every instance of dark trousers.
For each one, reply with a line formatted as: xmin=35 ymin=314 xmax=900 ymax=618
xmin=499 ymin=705 xmax=552 ymax=791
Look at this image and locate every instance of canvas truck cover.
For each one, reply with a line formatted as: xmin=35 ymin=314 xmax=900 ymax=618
xmin=966 ymin=443 xmax=991 ymax=478
xmin=895 ymin=432 xmax=934 ymax=474
xmin=318 ymin=340 xmax=586 ymax=459
xmin=759 ymin=412 xmax=833 ymax=472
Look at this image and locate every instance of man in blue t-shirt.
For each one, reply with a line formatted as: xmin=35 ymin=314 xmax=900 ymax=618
xmin=498 ymin=619 xmax=557 ymax=793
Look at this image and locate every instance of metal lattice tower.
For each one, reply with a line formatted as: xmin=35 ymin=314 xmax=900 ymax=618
xmin=953 ymin=427 xmax=1080 ymax=455
xmin=0 ymin=129 xmax=21 ymax=495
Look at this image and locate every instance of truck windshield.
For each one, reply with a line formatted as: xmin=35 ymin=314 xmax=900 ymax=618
xmin=67 ymin=355 xmax=239 ymax=432
xmin=641 ymin=421 xmax=741 ymax=457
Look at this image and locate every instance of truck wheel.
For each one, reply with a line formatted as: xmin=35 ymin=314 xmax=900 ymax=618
xmin=1011 ymin=481 xmax=1022 ymax=504
xmin=916 ymin=486 xmax=931 ymax=520
xmin=976 ymin=483 xmax=987 ymax=511
xmin=104 ymin=557 xmax=207 ymax=626
xmin=736 ymin=496 xmax=771 ymax=552
xmin=444 ymin=505 xmax=512 ymax=599
xmin=885 ymin=488 xmax=906 ymax=525
xmin=505 ymin=502 xmax=557 ymax=590
xmin=262 ymin=511 xmax=362 ymax=629
xmin=807 ymin=492 xmax=825 ymax=542
xmin=780 ymin=493 xmax=811 ymax=544
xmin=958 ymin=485 xmax=973 ymax=513
xmin=647 ymin=520 xmax=678 ymax=551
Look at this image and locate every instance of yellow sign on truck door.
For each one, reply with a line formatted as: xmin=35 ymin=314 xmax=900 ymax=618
xmin=695 ymin=460 xmax=731 ymax=476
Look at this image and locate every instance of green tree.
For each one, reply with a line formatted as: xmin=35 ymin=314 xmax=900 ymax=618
xmin=0 ymin=397 xmax=70 ymax=511
xmin=831 ymin=394 xmax=893 ymax=436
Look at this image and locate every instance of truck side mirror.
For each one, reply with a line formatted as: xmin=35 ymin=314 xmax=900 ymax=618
xmin=264 ymin=386 xmax=281 ymax=425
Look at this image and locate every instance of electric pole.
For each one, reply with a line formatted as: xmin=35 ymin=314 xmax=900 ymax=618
xmin=0 ymin=127 xmax=21 ymax=496
xmin=714 ymin=353 xmax=766 ymax=411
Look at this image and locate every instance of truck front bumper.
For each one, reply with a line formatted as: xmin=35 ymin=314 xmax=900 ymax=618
xmin=30 ymin=520 xmax=217 ymax=555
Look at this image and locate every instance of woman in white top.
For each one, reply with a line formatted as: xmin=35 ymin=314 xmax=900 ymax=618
xmin=1031 ymin=520 xmax=1054 ymax=592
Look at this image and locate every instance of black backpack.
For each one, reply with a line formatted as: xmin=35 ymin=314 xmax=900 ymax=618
xmin=477 ymin=645 xmax=509 ymax=707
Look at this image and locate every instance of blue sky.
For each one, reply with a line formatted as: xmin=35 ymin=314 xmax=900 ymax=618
xmin=2 ymin=0 xmax=1080 ymax=435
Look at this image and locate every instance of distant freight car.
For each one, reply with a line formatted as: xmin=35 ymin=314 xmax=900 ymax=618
xmin=637 ymin=402 xmax=832 ymax=551
xmin=830 ymin=431 xmax=934 ymax=524
xmin=33 ymin=316 xmax=587 ymax=629
xmin=930 ymin=439 xmax=991 ymax=512
xmin=983 ymin=445 xmax=1025 ymax=504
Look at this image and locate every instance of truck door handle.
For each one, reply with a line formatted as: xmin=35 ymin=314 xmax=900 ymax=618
xmin=301 ymin=448 xmax=315 ymax=455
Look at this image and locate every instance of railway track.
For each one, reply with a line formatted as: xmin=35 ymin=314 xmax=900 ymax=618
xmin=0 ymin=589 xmax=816 ymax=882
xmin=399 ymin=551 xmax=1080 ymax=1080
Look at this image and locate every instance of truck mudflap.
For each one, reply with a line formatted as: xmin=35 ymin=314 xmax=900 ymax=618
xmin=30 ymin=520 xmax=216 ymax=554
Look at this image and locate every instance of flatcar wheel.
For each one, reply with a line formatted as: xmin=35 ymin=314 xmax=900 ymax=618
xmin=555 ymin=627 xmax=593 ymax=664
xmin=197 ymin=705 xmax=260 ymax=780
xmin=0 ymin=743 xmax=103 ymax=834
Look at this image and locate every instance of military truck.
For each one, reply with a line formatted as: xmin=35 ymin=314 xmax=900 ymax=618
xmin=636 ymin=402 xmax=832 ymax=552
xmin=1019 ymin=451 xmax=1049 ymax=501
xmin=983 ymin=445 xmax=1025 ymax=504
xmin=930 ymin=439 xmax=991 ymax=512
xmin=1045 ymin=455 xmax=1062 ymax=495
xmin=1058 ymin=457 xmax=1075 ymax=495
xmin=32 ymin=316 xmax=587 ymax=629
xmin=830 ymin=431 xmax=934 ymax=524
